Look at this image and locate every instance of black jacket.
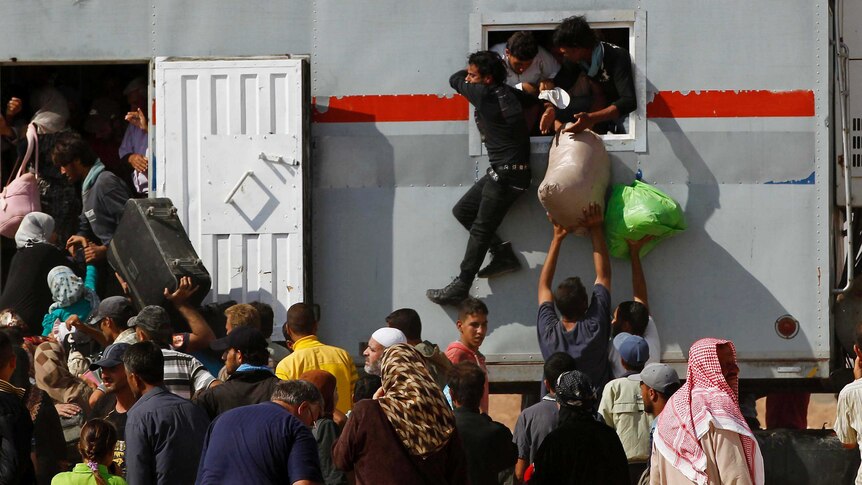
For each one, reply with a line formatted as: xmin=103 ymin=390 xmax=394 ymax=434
xmin=0 ymin=384 xmax=35 ymax=485
xmin=0 ymin=243 xmax=74 ymax=335
xmin=554 ymin=42 xmax=637 ymax=122
xmin=193 ymin=369 xmax=280 ymax=420
xmin=78 ymin=170 xmax=131 ymax=245
xmin=453 ymin=407 xmax=517 ymax=485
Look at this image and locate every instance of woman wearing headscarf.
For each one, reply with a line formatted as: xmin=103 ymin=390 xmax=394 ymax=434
xmin=650 ymin=338 xmax=764 ymax=485
xmin=0 ymin=212 xmax=76 ymax=335
xmin=333 ymin=343 xmax=469 ymax=484
xmin=11 ymin=86 xmax=82 ymax=245
xmin=529 ymin=370 xmax=629 ymax=485
xmin=300 ymin=370 xmax=347 ymax=485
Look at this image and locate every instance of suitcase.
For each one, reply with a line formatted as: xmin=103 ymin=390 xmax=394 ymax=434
xmin=108 ymin=198 xmax=211 ymax=311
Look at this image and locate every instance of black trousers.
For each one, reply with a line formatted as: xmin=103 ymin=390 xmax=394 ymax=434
xmin=452 ymin=173 xmax=525 ymax=282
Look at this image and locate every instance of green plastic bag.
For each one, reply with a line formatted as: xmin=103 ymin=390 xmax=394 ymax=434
xmin=605 ymin=180 xmax=687 ymax=259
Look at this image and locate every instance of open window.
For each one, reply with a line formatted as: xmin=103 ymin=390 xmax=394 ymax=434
xmin=469 ymin=10 xmax=646 ymax=154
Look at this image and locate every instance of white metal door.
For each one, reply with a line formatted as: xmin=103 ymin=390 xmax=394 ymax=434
xmin=154 ymin=57 xmax=306 ymax=333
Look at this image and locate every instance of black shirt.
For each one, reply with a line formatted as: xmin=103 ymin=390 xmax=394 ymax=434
xmin=91 ymin=393 xmax=128 ymax=476
xmin=0 ymin=243 xmax=75 ymax=335
xmin=193 ymin=369 xmax=280 ymax=420
xmin=449 ymin=70 xmax=541 ymax=175
xmin=453 ymin=407 xmax=517 ymax=485
xmin=554 ymin=42 xmax=637 ymax=124
xmin=529 ymin=416 xmax=629 ymax=485
xmin=0 ymin=386 xmax=35 ymax=485
xmin=78 ymin=170 xmax=132 ymax=245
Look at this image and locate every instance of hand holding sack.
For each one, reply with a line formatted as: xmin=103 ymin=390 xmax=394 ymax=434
xmin=605 ymin=180 xmax=686 ymax=259
xmin=538 ymin=129 xmax=610 ymax=235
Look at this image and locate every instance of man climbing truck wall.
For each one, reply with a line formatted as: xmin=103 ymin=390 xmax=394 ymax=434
xmin=426 ymin=51 xmax=556 ymax=306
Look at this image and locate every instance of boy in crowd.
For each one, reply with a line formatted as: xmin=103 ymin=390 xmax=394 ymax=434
xmin=446 ymin=298 xmax=491 ymax=414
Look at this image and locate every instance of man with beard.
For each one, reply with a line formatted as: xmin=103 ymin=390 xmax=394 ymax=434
xmin=362 ymin=327 xmax=407 ymax=376
xmin=651 ymin=339 xmax=763 ymax=485
xmin=89 ymin=342 xmax=134 ymax=475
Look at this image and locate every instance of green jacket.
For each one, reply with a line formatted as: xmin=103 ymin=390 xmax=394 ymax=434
xmin=51 ymin=463 xmax=127 ymax=485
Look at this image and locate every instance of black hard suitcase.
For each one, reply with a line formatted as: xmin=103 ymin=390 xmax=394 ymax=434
xmin=108 ymin=198 xmax=211 ymax=311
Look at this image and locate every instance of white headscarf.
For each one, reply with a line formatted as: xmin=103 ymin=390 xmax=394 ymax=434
xmin=30 ymin=87 xmax=69 ymax=135
xmin=14 ymin=212 xmax=55 ymax=249
xmin=371 ymin=327 xmax=407 ymax=348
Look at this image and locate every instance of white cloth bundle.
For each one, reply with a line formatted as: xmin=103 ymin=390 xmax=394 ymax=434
xmin=538 ymin=129 xmax=610 ymax=235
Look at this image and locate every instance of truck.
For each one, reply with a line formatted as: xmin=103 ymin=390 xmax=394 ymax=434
xmin=1 ymin=0 xmax=858 ymax=424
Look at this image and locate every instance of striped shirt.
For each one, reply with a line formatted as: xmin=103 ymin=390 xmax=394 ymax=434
xmin=160 ymin=348 xmax=216 ymax=399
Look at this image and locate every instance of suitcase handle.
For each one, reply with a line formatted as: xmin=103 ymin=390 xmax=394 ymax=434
xmin=170 ymin=258 xmax=203 ymax=271
xmin=146 ymin=206 xmax=178 ymax=218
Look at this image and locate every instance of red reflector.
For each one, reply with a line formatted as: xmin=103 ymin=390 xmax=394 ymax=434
xmin=775 ymin=315 xmax=799 ymax=339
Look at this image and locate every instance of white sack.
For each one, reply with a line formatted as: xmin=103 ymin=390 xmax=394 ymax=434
xmin=538 ymin=129 xmax=610 ymax=235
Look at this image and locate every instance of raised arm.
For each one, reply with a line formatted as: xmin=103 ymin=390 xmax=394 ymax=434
xmin=538 ymin=219 xmax=569 ymax=305
xmin=164 ymin=276 xmax=215 ymax=353
xmin=627 ymin=237 xmax=651 ymax=310
xmin=582 ymin=203 xmax=610 ymax=289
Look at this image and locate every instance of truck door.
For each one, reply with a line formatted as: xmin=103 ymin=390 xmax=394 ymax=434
xmin=153 ymin=57 xmax=309 ymax=331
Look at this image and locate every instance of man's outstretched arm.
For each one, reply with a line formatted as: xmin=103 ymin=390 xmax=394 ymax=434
xmin=582 ymin=203 xmax=610 ymax=289
xmin=627 ymin=237 xmax=651 ymax=310
xmin=539 ymin=219 xmax=569 ymax=305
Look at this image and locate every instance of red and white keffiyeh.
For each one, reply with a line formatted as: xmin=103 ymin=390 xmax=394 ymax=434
xmin=654 ymin=338 xmax=764 ymax=485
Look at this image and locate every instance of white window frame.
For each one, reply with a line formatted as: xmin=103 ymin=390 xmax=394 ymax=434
xmin=468 ymin=10 xmax=647 ymax=154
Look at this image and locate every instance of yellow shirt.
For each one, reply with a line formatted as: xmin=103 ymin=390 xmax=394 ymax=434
xmin=275 ymin=335 xmax=358 ymax=413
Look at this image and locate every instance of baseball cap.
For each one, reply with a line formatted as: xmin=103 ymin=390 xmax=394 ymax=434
xmin=89 ymin=343 xmax=131 ymax=371
xmin=129 ymin=306 xmax=172 ymax=337
xmin=211 ymin=326 xmax=268 ymax=354
xmin=613 ymin=332 xmax=649 ymax=367
xmin=628 ymin=363 xmax=680 ymax=395
xmin=88 ymin=296 xmax=134 ymax=327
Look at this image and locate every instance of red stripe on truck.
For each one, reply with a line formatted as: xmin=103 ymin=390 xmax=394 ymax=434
xmin=646 ymin=90 xmax=815 ymax=118
xmin=312 ymin=95 xmax=468 ymax=122
xmin=311 ymin=90 xmax=815 ymax=123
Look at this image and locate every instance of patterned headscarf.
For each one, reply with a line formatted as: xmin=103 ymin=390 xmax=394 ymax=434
xmin=654 ymin=338 xmax=764 ymax=485
xmin=555 ymin=370 xmax=601 ymax=423
xmin=377 ymin=343 xmax=455 ymax=458
xmin=14 ymin=212 xmax=55 ymax=249
xmin=47 ymin=266 xmax=84 ymax=307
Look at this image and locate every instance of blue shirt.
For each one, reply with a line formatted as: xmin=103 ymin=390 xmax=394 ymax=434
xmin=125 ymin=387 xmax=210 ymax=485
xmin=195 ymin=401 xmax=323 ymax=485
xmin=537 ymin=284 xmax=612 ymax=391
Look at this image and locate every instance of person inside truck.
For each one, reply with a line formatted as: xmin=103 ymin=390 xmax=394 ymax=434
xmin=537 ymin=203 xmax=613 ymax=392
xmin=489 ymin=31 xmax=561 ymax=96
xmin=53 ymin=130 xmax=131 ymax=298
xmin=426 ymin=50 xmax=556 ymax=306
xmin=119 ymin=77 xmax=149 ymax=196
xmin=551 ymin=15 xmax=637 ymax=135
xmin=651 ymin=338 xmax=763 ymax=485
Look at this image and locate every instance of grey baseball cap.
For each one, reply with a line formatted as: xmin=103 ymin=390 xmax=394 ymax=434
xmin=128 ymin=305 xmax=172 ymax=337
xmin=628 ymin=363 xmax=680 ymax=395
xmin=88 ymin=296 xmax=135 ymax=327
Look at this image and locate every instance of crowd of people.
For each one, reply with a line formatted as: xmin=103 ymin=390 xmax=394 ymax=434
xmin=0 ymin=13 xmax=827 ymax=485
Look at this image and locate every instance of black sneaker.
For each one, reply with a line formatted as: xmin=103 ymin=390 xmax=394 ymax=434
xmin=477 ymin=241 xmax=521 ymax=278
xmin=426 ymin=277 xmax=470 ymax=306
